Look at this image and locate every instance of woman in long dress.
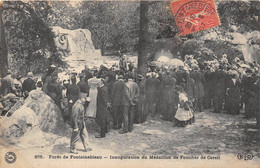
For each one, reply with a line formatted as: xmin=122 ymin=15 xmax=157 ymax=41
xmin=86 ymin=72 xmax=102 ymax=118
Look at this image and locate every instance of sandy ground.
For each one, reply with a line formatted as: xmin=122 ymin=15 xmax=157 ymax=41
xmin=0 ymin=108 xmax=259 ymax=168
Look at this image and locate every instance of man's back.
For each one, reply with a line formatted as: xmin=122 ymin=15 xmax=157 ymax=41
xmin=67 ymin=83 xmax=80 ymax=102
xmin=112 ymin=80 xmax=125 ymax=106
xmin=77 ymin=81 xmax=90 ymax=94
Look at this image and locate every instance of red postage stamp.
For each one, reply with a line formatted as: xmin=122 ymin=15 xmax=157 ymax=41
xmin=171 ymin=0 xmax=220 ymax=36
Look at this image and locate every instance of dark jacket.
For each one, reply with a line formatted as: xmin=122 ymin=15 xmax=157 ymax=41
xmin=145 ymin=78 xmax=160 ymax=103
xmin=96 ymin=85 xmax=109 ymax=121
xmin=111 ymin=80 xmax=125 ymax=106
xmin=226 ymin=77 xmax=240 ymax=98
xmin=77 ymin=81 xmax=90 ymax=94
xmin=66 ymin=83 xmax=80 ymax=104
xmin=161 ymin=75 xmax=177 ymax=103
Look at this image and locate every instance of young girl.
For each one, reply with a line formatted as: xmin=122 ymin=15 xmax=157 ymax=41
xmin=174 ymin=85 xmax=195 ymax=127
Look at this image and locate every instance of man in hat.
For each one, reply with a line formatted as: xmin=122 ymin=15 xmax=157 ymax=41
xmin=120 ymin=72 xmax=140 ymax=134
xmin=111 ymin=75 xmax=125 ymax=129
xmin=70 ymin=96 xmax=92 ymax=154
xmin=1 ymin=70 xmax=16 ymax=96
xmin=22 ymin=72 xmax=36 ymax=98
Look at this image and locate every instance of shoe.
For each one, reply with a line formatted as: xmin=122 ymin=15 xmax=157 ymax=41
xmin=95 ymin=135 xmax=105 ymax=138
xmin=70 ymin=149 xmax=78 ymax=154
xmin=84 ymin=148 xmax=93 ymax=152
xmin=119 ymin=131 xmax=127 ymax=134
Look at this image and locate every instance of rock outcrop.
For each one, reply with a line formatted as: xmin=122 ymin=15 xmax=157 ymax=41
xmin=0 ymin=90 xmax=66 ymax=144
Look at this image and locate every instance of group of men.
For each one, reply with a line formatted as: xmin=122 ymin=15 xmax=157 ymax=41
xmin=1 ymin=53 xmax=260 ymax=154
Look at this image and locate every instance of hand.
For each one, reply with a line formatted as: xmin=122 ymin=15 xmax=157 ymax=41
xmin=86 ymin=97 xmax=91 ymax=102
xmin=73 ymin=128 xmax=79 ymax=132
xmin=69 ymin=100 xmax=73 ymax=103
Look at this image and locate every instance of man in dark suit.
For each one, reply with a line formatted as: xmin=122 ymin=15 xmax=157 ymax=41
xmin=111 ymin=75 xmax=125 ymax=129
xmin=70 ymin=97 xmax=92 ymax=154
xmin=96 ymin=79 xmax=109 ymax=138
xmin=22 ymin=72 xmax=36 ymax=98
xmin=120 ymin=73 xmax=140 ymax=134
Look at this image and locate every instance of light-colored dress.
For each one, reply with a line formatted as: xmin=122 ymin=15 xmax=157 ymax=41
xmin=86 ymin=77 xmax=102 ymax=118
xmin=175 ymin=93 xmax=193 ymax=121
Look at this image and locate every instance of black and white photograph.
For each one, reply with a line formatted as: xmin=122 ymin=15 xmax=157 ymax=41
xmin=0 ymin=0 xmax=259 ymax=167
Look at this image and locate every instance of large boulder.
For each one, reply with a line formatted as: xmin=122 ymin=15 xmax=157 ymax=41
xmin=52 ymin=26 xmax=102 ymax=71
xmin=0 ymin=90 xmax=66 ymax=144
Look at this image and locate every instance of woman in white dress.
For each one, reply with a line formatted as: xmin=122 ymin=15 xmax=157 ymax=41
xmin=86 ymin=72 xmax=102 ymax=118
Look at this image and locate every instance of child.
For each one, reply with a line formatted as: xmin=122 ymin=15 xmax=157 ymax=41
xmin=174 ymin=85 xmax=195 ymax=127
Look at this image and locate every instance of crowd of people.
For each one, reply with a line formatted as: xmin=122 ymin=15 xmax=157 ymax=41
xmin=1 ymin=53 xmax=260 ymax=154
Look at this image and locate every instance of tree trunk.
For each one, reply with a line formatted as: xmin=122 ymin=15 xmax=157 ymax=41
xmin=137 ymin=1 xmax=149 ymax=77
xmin=0 ymin=5 xmax=8 ymax=78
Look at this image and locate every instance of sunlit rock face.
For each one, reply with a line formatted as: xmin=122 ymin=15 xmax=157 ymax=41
xmin=52 ymin=26 xmax=102 ymax=72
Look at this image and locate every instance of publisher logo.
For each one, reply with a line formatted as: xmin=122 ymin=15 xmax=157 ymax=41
xmin=5 ymin=152 xmax=16 ymax=164
xmin=237 ymin=153 xmax=254 ymax=160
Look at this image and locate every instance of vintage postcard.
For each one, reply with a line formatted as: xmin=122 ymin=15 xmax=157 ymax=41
xmin=0 ymin=0 xmax=259 ymax=168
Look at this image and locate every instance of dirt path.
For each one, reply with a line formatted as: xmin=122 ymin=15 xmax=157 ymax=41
xmin=1 ymin=109 xmax=259 ymax=168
